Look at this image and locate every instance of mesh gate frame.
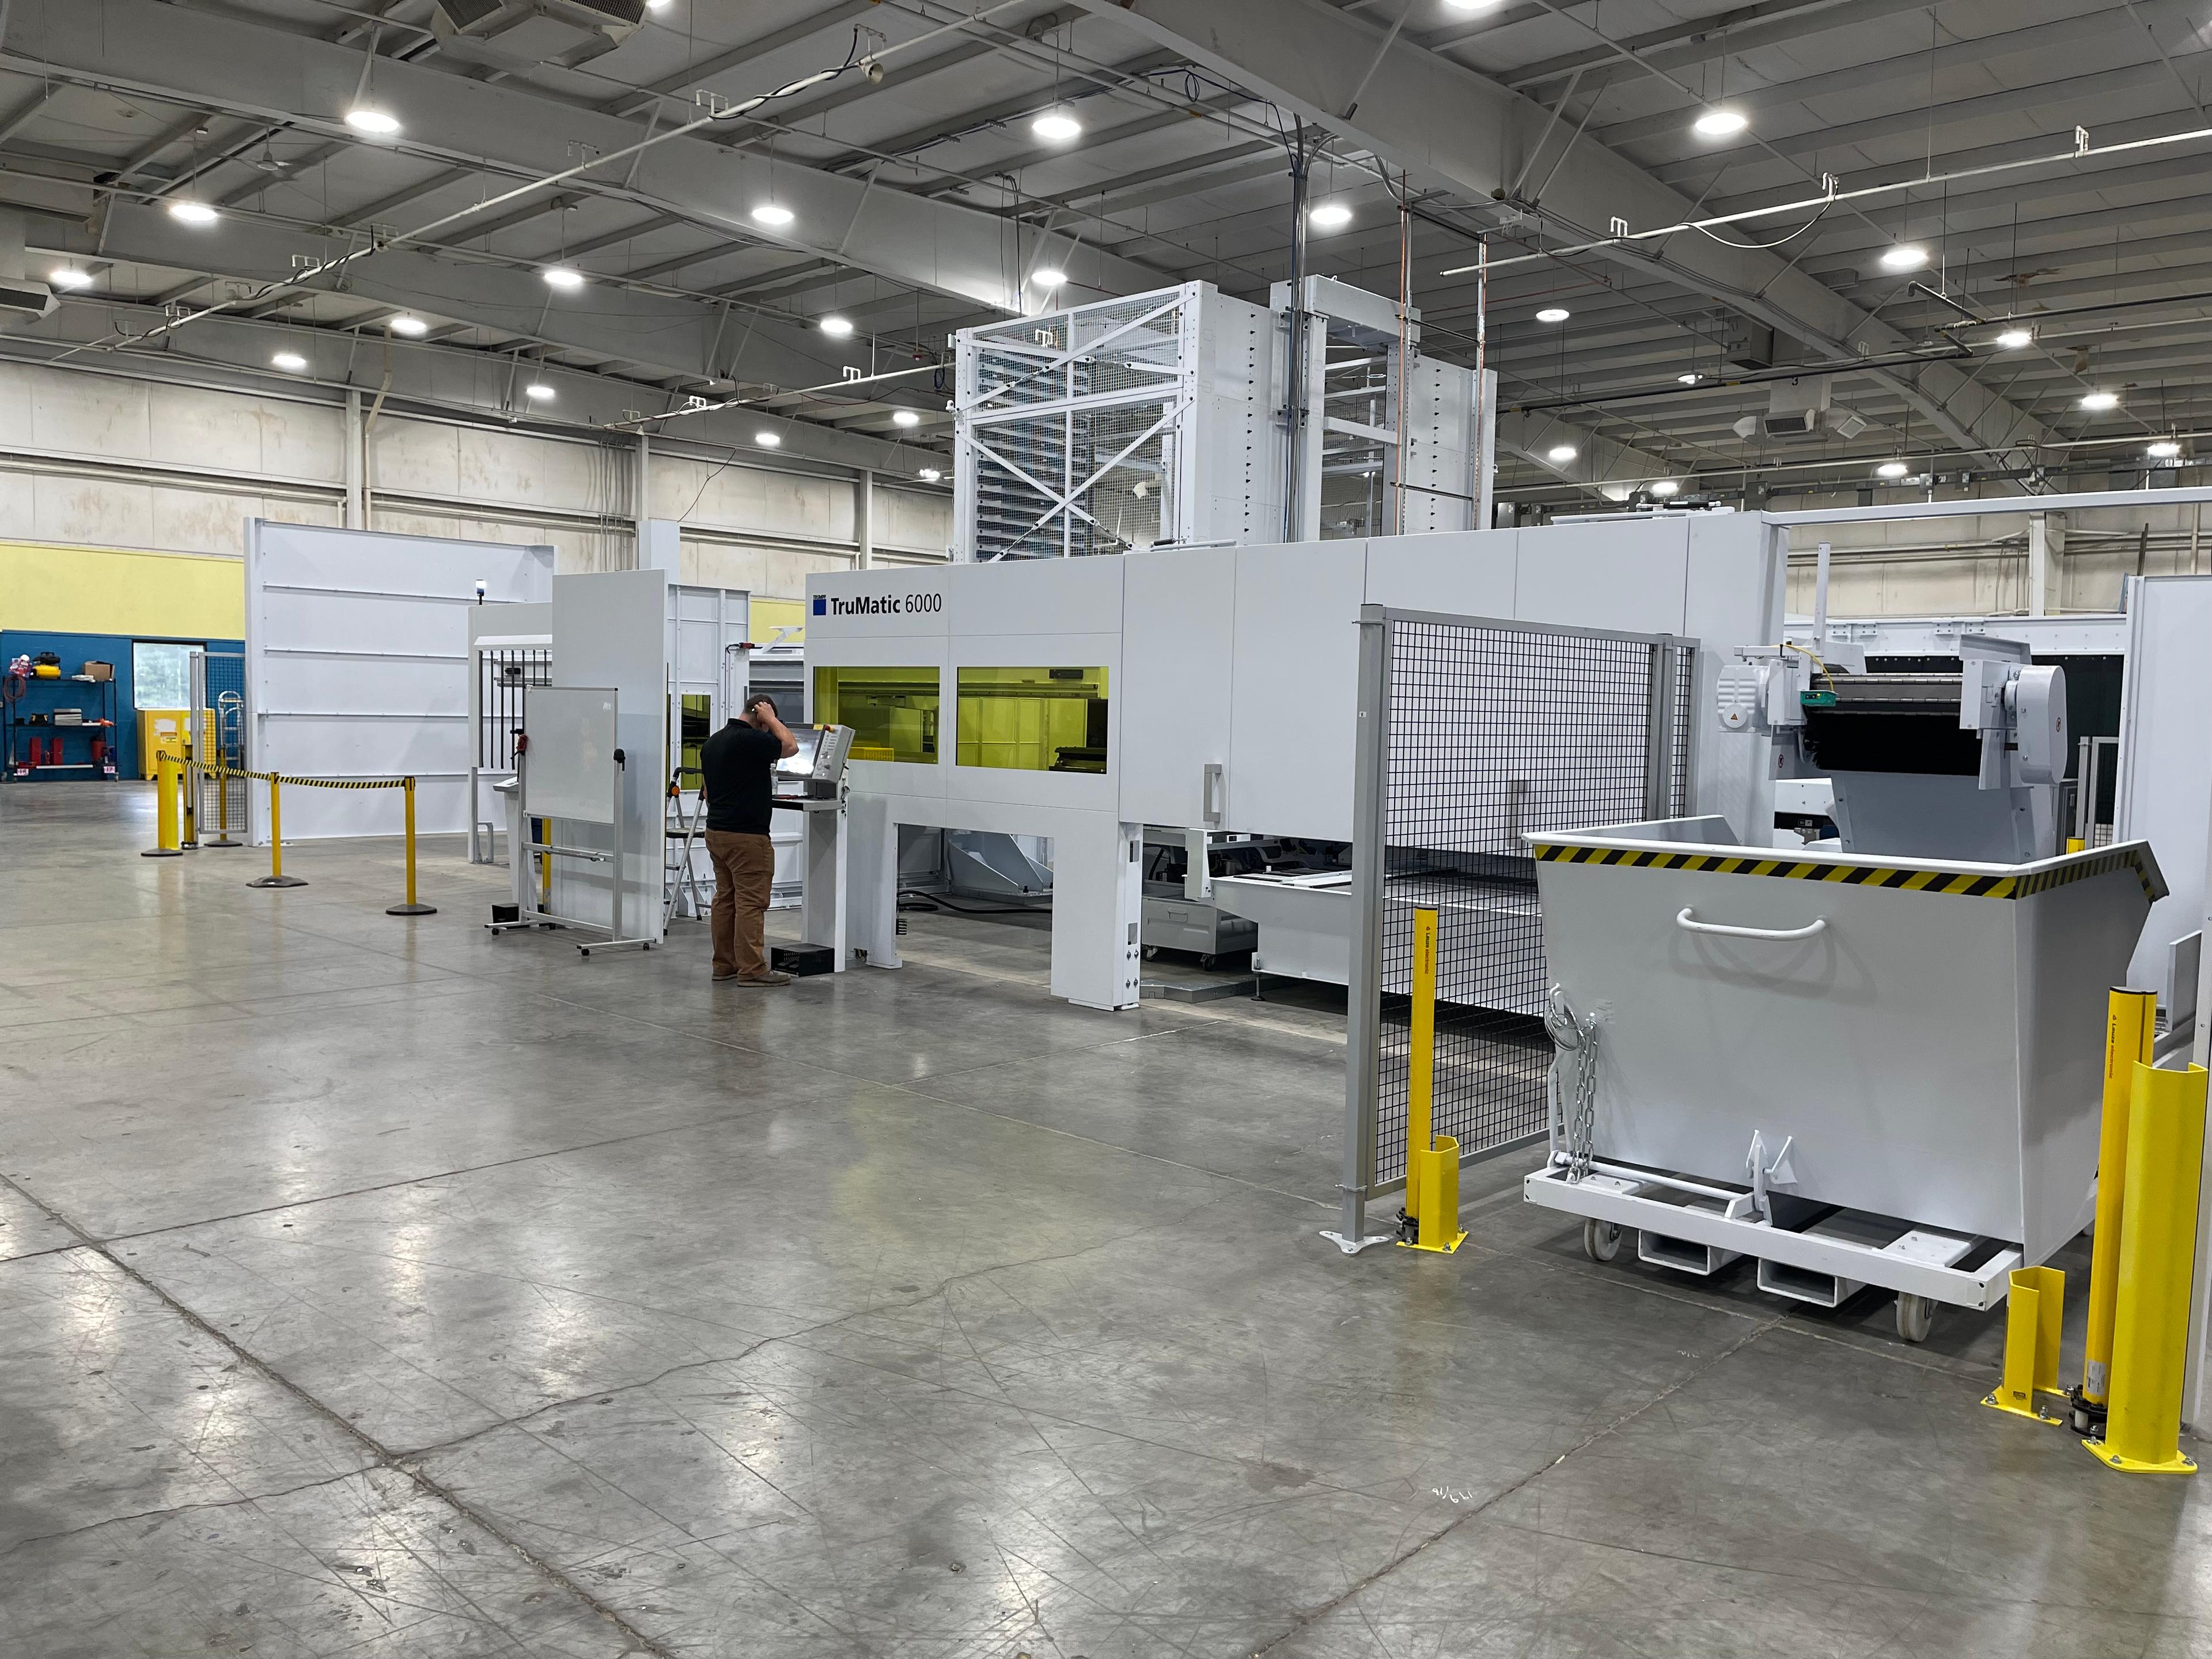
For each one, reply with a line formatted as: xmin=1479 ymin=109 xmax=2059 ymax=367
xmin=1334 ymin=605 xmax=1699 ymax=1249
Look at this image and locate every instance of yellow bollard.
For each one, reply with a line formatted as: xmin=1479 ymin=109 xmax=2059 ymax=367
xmin=387 ymin=776 xmax=437 ymax=916
xmin=1983 ymin=1266 xmax=2065 ymax=1424
xmin=2085 ymin=1062 xmax=2207 ymax=1475
xmin=248 ymin=774 xmax=308 ymax=889
xmin=2076 ymin=988 xmax=2157 ymax=1431
xmin=141 ymin=749 xmax=183 ymax=857
xmin=1399 ymin=908 xmax=1465 ymax=1254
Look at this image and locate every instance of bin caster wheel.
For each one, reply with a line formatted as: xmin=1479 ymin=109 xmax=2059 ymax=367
xmin=1583 ymin=1219 xmax=1621 ymax=1263
xmin=1142 ymin=945 xmax=1161 ymax=960
xmin=579 ymin=948 xmax=592 ymax=958
xmin=1895 ymin=1293 xmax=1935 ymax=1344
xmin=1198 ymin=953 xmax=1221 ymax=971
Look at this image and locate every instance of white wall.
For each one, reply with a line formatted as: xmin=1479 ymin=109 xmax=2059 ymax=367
xmin=0 ymin=358 xmax=953 ymax=605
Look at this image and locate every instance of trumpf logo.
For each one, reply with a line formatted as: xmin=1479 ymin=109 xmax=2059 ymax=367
xmin=812 ymin=595 xmax=826 ymax=616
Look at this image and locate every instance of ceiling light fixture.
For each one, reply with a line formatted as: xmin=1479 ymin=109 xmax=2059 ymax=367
xmin=891 ymin=410 xmax=921 ymax=428
xmin=1546 ymin=444 xmax=1577 ymax=463
xmin=1876 ymin=460 xmax=1910 ymax=479
xmin=1536 ymin=306 xmax=1571 ymax=323
xmin=168 ymin=200 xmax=218 ymax=225
xmin=1031 ymin=266 xmax=1067 ymax=288
xmin=1442 ymin=0 xmax=1503 ymax=10
xmin=344 ymin=106 xmax=400 ymax=137
xmin=2149 ymin=439 xmax=2182 ymax=459
xmin=1650 ymin=480 xmax=1681 ymax=497
xmin=919 ymin=467 xmax=944 ymax=482
xmin=271 ymin=351 xmax=308 ymax=372
xmin=755 ymin=429 xmax=782 ymax=448
xmin=49 ymin=267 xmax=92 ymax=290
xmin=1693 ymin=109 xmax=1748 ymax=138
xmin=524 ymin=382 xmax=555 ymax=401
xmin=1880 ymin=244 xmax=1927 ymax=272
xmin=751 ymin=202 xmax=795 ymax=228
xmin=1308 ymin=201 xmax=1353 ymax=230
xmin=1032 ymin=108 xmax=1083 ymax=143
xmin=819 ymin=315 xmax=855 ymax=338
xmin=541 ymin=266 xmax=584 ymax=290
xmin=2081 ymin=389 xmax=2119 ymax=411
xmin=1677 ymin=372 xmax=1700 ymax=385
xmin=1995 ymin=327 xmax=2033 ymax=350
xmin=387 ymin=315 xmax=427 ymax=336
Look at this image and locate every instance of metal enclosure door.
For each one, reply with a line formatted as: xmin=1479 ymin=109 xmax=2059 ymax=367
xmin=1337 ymin=606 xmax=1696 ymax=1245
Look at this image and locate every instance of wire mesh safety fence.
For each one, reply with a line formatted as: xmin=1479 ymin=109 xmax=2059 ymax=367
xmin=187 ymin=650 xmax=249 ymax=846
xmin=1335 ymin=607 xmax=1695 ymax=1247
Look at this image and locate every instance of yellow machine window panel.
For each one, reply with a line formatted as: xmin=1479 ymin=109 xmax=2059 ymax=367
xmin=812 ymin=666 xmax=941 ymax=764
xmin=955 ymin=666 xmax=1109 ymax=773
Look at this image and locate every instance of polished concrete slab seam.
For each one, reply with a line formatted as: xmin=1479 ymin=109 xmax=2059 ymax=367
xmin=0 ymin=1166 xmax=684 ymax=1659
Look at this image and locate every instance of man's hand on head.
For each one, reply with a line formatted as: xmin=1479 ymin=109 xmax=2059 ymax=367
xmin=745 ymin=697 xmax=800 ymax=759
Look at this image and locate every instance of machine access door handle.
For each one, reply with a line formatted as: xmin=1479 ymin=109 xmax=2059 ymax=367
xmin=1676 ymin=907 xmax=1827 ymax=942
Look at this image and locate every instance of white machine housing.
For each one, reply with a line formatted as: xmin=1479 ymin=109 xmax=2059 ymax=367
xmin=806 ymin=512 xmax=1787 ymax=1008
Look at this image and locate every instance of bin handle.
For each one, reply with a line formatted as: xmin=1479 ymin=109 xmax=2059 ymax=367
xmin=1676 ymin=907 xmax=1826 ymax=942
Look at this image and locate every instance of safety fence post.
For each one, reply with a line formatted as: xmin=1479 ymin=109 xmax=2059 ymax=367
xmin=142 ymin=750 xmax=183 ymax=857
xmin=2086 ymin=1060 xmax=2208 ymax=1475
xmin=387 ymin=775 xmax=437 ymax=916
xmin=248 ymin=773 xmax=308 ymax=889
xmin=2074 ymin=987 xmax=2157 ymax=1434
xmin=1400 ymin=907 xmax=1465 ymax=1255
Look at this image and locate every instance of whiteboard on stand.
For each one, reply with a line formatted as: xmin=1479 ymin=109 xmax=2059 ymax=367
xmin=524 ymin=687 xmax=619 ymax=824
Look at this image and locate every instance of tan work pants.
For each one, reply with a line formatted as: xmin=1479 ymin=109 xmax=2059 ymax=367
xmin=705 ymin=830 xmax=775 ymax=979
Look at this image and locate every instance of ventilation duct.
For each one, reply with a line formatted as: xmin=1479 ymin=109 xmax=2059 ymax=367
xmin=1732 ymin=376 xmax=1867 ymax=444
xmin=429 ymin=0 xmax=643 ymax=68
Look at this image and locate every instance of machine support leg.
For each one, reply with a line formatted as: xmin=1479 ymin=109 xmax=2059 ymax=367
xmin=2076 ymin=987 xmax=2157 ymax=1431
xmin=2087 ymin=1062 xmax=2208 ymax=1475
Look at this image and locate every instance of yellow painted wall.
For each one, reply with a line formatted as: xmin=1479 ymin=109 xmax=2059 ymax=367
xmin=0 ymin=542 xmax=245 ymax=638
xmin=752 ymin=596 xmax=806 ymax=645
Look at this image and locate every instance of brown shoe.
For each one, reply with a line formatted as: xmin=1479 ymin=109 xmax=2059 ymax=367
xmin=712 ymin=972 xmax=740 ymax=982
xmin=736 ymin=970 xmax=794 ymax=987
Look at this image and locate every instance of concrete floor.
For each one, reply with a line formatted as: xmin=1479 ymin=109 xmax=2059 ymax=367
xmin=2 ymin=782 xmax=2207 ymax=1658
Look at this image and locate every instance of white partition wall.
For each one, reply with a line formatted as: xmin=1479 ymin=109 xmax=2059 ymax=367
xmin=2117 ymin=575 xmax=2212 ymax=999
xmin=549 ymin=568 xmax=670 ymax=945
xmin=245 ymin=521 xmax=554 ymax=841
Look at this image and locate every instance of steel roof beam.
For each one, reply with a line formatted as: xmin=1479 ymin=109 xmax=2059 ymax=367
xmin=3 ymin=0 xmax=1163 ymax=314
xmin=1075 ymin=0 xmax=2059 ymax=471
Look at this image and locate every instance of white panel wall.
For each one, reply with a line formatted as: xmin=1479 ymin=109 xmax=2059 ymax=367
xmin=1119 ymin=546 xmax=1238 ymax=828
xmin=550 ymin=569 xmax=671 ymax=944
xmin=246 ymin=522 xmax=554 ymax=842
xmin=2117 ymin=575 xmax=2212 ymax=998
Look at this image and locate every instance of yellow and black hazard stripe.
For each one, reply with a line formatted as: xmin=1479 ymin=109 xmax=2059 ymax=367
xmin=1531 ymin=840 xmax=2158 ymax=902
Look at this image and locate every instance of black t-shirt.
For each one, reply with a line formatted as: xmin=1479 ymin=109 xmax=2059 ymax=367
xmin=700 ymin=720 xmax=782 ymax=835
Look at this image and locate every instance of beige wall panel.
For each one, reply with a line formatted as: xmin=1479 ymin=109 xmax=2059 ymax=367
xmin=35 ymin=475 xmax=156 ymax=548
xmin=36 ymin=372 xmax=150 ymax=461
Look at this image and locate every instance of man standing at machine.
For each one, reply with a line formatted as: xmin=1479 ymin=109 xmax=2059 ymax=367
xmin=701 ymin=694 xmax=798 ymax=985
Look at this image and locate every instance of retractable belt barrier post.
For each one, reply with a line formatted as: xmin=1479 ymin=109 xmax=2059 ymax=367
xmin=179 ymin=759 xmax=430 ymax=914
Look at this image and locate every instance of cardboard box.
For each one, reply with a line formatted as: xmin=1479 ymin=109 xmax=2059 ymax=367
xmin=81 ymin=660 xmax=113 ymax=681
